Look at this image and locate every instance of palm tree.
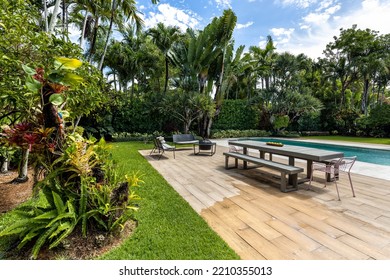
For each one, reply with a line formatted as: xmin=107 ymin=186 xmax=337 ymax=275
xmin=212 ymin=9 xmax=237 ymax=100
xmin=98 ymin=0 xmax=144 ymax=71
xmin=147 ymin=23 xmax=181 ymax=93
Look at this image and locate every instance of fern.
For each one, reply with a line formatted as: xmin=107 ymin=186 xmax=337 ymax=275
xmin=48 ymin=222 xmax=76 ymax=249
xmin=30 ymin=221 xmax=59 ymax=259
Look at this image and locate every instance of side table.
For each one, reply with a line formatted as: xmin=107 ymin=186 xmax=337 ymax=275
xmin=193 ymin=140 xmax=216 ymax=156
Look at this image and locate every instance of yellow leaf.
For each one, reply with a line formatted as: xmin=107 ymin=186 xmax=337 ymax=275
xmin=55 ymin=57 xmax=82 ymax=70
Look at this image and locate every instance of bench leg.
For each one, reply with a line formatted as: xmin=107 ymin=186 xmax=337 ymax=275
xmin=280 ymin=172 xmax=287 ymax=192
xmin=281 ymin=173 xmax=298 ymax=193
xmin=225 ymin=156 xmax=229 ymax=169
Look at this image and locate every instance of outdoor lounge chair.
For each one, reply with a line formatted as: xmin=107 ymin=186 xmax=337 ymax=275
xmin=150 ymin=136 xmax=175 ymax=160
xmin=308 ymin=156 xmax=357 ymax=200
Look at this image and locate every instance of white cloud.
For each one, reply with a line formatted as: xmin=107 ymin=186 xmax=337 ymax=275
xmin=272 ymin=0 xmax=390 ymax=59
xmin=277 ymin=0 xmax=318 ymax=9
xmin=215 ymin=0 xmax=232 ymax=9
xmin=302 ymin=3 xmax=340 ymax=26
xmin=270 ymin=27 xmax=295 ymax=45
xmin=142 ymin=4 xmax=200 ymax=32
xmin=316 ymin=0 xmax=337 ymax=11
xmin=237 ymin=21 xmax=254 ymax=30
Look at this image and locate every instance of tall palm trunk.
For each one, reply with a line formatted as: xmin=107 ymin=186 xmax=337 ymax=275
xmin=43 ymin=0 xmax=49 ymax=32
xmin=88 ymin=17 xmax=100 ymax=63
xmin=164 ymin=56 xmax=169 ymax=93
xmin=80 ymin=10 xmax=88 ymax=48
xmin=48 ymin=0 xmax=62 ymax=34
xmin=99 ymin=0 xmax=117 ymax=71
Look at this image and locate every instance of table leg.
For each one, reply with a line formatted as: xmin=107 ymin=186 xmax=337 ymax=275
xmin=307 ymin=160 xmax=313 ymax=179
xmin=260 ymin=151 xmax=265 ymax=159
xmin=243 ymin=147 xmax=248 ymax=169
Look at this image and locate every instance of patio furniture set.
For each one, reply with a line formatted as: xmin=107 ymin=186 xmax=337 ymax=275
xmin=150 ymin=136 xmax=356 ymax=200
xmin=150 ymin=134 xmax=216 ymax=160
xmin=225 ymin=140 xmax=356 ymax=200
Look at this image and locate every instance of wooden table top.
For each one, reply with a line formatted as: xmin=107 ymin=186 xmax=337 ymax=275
xmin=228 ymin=140 xmax=344 ymax=161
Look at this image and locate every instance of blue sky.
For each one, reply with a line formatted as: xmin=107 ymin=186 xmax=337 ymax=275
xmin=136 ymin=0 xmax=390 ymax=59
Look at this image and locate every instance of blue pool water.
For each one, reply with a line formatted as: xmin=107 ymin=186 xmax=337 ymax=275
xmin=254 ymin=138 xmax=390 ymax=166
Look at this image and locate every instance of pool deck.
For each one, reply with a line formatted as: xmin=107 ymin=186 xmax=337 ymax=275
xmin=140 ymin=139 xmax=390 ymax=260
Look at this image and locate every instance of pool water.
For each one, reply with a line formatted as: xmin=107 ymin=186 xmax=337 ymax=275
xmin=255 ymin=138 xmax=390 ymax=166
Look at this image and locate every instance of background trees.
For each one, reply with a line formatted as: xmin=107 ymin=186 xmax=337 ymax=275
xmin=1 ymin=1 xmax=389 ymax=142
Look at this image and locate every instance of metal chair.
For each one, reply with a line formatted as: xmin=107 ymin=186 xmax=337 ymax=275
xmin=308 ymin=156 xmax=357 ymax=200
xmin=152 ymin=136 xmax=175 ymax=160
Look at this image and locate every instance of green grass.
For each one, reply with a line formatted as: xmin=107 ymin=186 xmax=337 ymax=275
xmin=301 ymin=135 xmax=390 ymax=145
xmin=99 ymin=141 xmax=239 ymax=260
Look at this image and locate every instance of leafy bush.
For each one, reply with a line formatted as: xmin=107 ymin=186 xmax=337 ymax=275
xmin=211 ymin=129 xmax=270 ymax=139
xmin=367 ymin=103 xmax=390 ymax=137
xmin=112 ymin=131 xmax=163 ymax=142
xmin=213 ymin=100 xmax=259 ymax=130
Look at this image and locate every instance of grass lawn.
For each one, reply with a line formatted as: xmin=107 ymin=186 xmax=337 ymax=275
xmin=96 ymin=141 xmax=239 ymax=260
xmin=301 ymin=135 xmax=390 ymax=145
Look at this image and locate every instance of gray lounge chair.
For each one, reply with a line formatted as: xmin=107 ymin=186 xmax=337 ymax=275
xmin=151 ymin=136 xmax=176 ymax=160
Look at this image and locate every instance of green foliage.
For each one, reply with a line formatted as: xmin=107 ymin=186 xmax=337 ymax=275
xmin=213 ymin=100 xmax=259 ymax=130
xmin=211 ymin=129 xmax=270 ymax=139
xmin=360 ymin=103 xmax=390 ymax=137
xmin=271 ymin=114 xmax=289 ymax=132
xmin=0 ymin=190 xmax=77 ymax=259
xmin=0 ymin=135 xmax=142 ymax=259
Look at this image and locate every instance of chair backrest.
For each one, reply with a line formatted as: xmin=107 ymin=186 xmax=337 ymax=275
xmin=155 ymin=136 xmax=165 ymax=149
xmin=173 ymin=134 xmax=195 ymax=142
xmin=337 ymin=156 xmax=357 ymax=172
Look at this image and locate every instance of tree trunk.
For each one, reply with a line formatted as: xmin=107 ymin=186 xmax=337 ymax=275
xmin=361 ymin=78 xmax=370 ymax=115
xmin=164 ymin=56 xmax=169 ymax=93
xmin=98 ymin=0 xmax=116 ymax=71
xmin=80 ymin=10 xmax=88 ymax=48
xmin=48 ymin=0 xmax=62 ymax=34
xmin=13 ymin=149 xmax=29 ymax=183
xmin=1 ymin=156 xmax=9 ymax=174
xmin=43 ymin=0 xmax=49 ymax=32
xmin=88 ymin=17 xmax=100 ymax=63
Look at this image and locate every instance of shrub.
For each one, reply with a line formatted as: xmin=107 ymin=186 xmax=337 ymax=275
xmin=367 ymin=103 xmax=390 ymax=137
xmin=213 ymin=100 xmax=259 ymax=130
xmin=0 ymin=135 xmax=142 ymax=259
xmin=211 ymin=129 xmax=270 ymax=139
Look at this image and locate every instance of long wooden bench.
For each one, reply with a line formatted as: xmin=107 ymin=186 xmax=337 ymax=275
xmin=223 ymin=152 xmax=304 ymax=192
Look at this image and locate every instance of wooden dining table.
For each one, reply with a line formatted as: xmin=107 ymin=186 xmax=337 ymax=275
xmin=228 ymin=140 xmax=344 ymax=180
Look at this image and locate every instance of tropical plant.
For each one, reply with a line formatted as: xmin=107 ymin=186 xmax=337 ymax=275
xmin=0 ymin=135 xmax=143 ymax=259
xmin=147 ymin=23 xmax=181 ymax=93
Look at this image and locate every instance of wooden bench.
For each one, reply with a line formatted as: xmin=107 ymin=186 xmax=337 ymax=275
xmin=223 ymin=152 xmax=304 ymax=192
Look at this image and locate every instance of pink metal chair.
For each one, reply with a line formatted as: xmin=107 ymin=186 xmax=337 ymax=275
xmin=308 ymin=156 xmax=357 ymax=200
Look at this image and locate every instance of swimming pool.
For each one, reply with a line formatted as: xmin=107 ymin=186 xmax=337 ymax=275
xmin=254 ymin=138 xmax=390 ymax=166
